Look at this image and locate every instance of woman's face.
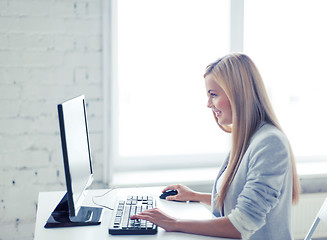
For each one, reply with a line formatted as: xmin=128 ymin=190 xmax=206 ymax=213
xmin=205 ymin=73 xmax=232 ymax=125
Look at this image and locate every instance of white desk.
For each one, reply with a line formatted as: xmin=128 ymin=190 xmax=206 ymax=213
xmin=34 ymin=187 xmax=235 ymax=240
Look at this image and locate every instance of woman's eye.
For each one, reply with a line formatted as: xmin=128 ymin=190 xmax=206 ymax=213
xmin=210 ymin=93 xmax=217 ymax=98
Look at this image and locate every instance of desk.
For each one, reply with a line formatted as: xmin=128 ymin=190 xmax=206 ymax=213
xmin=34 ymin=187 xmax=235 ymax=240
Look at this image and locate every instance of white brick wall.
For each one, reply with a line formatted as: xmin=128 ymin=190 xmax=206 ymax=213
xmin=0 ymin=1 xmax=104 ymax=239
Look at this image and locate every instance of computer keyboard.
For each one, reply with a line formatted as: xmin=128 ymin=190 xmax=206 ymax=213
xmin=108 ymin=195 xmax=158 ymax=235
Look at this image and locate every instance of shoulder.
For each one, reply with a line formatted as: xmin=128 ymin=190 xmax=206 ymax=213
xmin=250 ymin=123 xmax=289 ymax=151
xmin=247 ymin=123 xmax=291 ymax=168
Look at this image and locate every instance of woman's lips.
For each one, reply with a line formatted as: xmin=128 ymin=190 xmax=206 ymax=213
xmin=214 ymin=110 xmax=222 ymax=118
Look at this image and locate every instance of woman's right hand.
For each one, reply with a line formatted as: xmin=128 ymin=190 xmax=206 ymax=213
xmin=161 ymin=184 xmax=198 ymax=202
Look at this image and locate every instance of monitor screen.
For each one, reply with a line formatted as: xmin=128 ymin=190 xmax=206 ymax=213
xmin=58 ymin=95 xmax=93 ymax=217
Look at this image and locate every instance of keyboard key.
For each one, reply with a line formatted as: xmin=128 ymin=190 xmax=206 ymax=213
xmin=114 ymin=217 xmax=121 ymax=225
xmin=116 ymin=210 xmax=123 ymax=217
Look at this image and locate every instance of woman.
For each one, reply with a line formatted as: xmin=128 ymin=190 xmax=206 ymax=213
xmin=131 ymin=53 xmax=300 ymax=239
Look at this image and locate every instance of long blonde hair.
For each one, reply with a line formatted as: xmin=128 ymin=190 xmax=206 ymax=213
xmin=204 ymin=53 xmax=300 ymax=208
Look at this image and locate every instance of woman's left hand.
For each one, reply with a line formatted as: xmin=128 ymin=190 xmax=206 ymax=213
xmin=130 ymin=208 xmax=178 ymax=232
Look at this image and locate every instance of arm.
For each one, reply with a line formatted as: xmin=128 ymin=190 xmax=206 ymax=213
xmin=227 ymin=131 xmax=292 ymax=239
xmin=162 ymin=184 xmax=211 ymax=205
xmin=175 ymin=216 xmax=241 ymax=238
xmin=191 ymin=192 xmax=211 ymax=206
xmin=131 ymin=208 xmax=241 ymax=239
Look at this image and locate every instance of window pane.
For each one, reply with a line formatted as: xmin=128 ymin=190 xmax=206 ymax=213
xmin=117 ymin=0 xmax=230 ymax=159
xmin=244 ymin=0 xmax=327 ymax=159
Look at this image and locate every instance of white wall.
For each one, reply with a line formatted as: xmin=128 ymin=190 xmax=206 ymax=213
xmin=0 ymin=1 xmax=104 ymax=239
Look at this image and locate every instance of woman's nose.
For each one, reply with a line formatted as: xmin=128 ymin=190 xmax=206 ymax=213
xmin=207 ymin=99 xmax=212 ymax=108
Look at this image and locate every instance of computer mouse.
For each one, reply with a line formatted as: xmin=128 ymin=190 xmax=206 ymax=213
xmin=159 ymin=189 xmax=178 ymax=199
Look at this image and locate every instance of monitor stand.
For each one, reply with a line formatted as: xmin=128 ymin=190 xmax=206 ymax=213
xmin=44 ymin=192 xmax=103 ymax=228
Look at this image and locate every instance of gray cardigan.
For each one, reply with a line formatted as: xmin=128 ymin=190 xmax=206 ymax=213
xmin=211 ymin=123 xmax=293 ymax=240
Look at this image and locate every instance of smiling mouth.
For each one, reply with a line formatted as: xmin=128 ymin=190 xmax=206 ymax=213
xmin=214 ymin=110 xmax=222 ymax=118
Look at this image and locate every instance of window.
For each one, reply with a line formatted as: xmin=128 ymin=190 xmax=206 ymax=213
xmin=244 ymin=0 xmax=327 ymax=161
xmin=113 ymin=0 xmax=231 ymax=171
xmin=104 ymin=0 xmax=327 ymax=184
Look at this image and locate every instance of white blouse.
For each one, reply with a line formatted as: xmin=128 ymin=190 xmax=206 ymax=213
xmin=215 ymin=168 xmax=227 ymax=195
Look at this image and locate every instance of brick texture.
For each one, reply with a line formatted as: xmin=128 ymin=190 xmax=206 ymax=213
xmin=0 ymin=1 xmax=104 ymax=239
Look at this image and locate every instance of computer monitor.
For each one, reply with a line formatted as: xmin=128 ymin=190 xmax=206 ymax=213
xmin=44 ymin=95 xmax=103 ymax=228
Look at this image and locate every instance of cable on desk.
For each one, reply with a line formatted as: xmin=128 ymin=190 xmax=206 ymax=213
xmin=92 ymin=186 xmax=159 ymax=211
xmin=92 ymin=188 xmax=115 ymax=211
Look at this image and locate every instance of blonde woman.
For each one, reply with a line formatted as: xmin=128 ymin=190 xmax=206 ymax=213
xmin=131 ymin=53 xmax=300 ymax=239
